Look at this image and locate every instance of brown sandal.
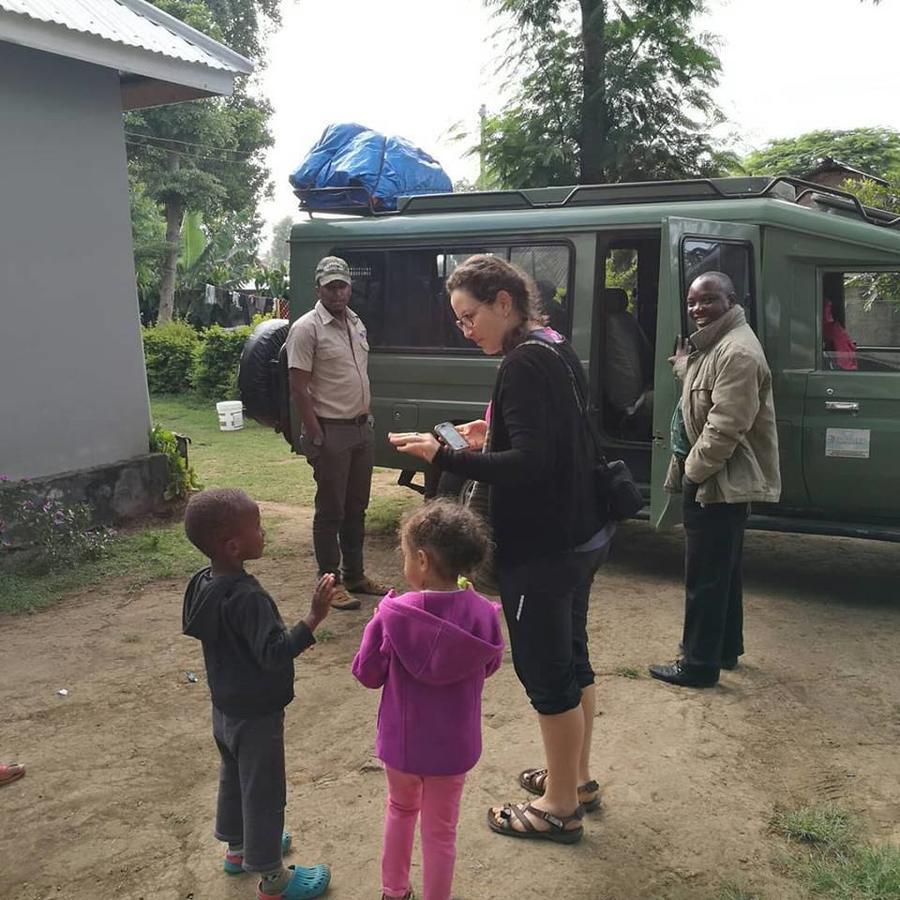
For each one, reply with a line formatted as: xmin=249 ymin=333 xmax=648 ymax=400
xmin=487 ymin=801 xmax=584 ymax=844
xmin=518 ymin=767 xmax=602 ymax=812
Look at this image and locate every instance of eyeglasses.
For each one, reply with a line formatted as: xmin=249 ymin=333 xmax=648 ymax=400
xmin=454 ymin=304 xmax=488 ymax=333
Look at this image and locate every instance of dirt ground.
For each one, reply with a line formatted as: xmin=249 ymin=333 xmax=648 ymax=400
xmin=2 ymin=478 xmax=899 ymax=900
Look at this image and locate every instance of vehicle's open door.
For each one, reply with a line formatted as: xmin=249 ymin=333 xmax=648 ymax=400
xmin=650 ymin=217 xmax=761 ymax=529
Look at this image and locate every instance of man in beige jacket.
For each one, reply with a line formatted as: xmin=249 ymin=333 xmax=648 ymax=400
xmin=649 ymin=272 xmax=781 ymax=688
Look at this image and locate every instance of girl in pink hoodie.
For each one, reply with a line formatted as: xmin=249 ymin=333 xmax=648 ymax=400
xmin=352 ymin=500 xmax=504 ymax=900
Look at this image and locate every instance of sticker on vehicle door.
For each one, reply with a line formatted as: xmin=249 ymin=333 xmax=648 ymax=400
xmin=825 ymin=428 xmax=870 ymax=459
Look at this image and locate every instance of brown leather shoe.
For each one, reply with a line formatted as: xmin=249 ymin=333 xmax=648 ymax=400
xmin=344 ymin=575 xmax=390 ymax=596
xmin=330 ymin=585 xmax=361 ymax=611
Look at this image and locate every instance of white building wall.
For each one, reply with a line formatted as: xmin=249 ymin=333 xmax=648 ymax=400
xmin=0 ymin=42 xmax=151 ymax=479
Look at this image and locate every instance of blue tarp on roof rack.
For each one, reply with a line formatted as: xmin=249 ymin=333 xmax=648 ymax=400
xmin=289 ymin=123 xmax=453 ymax=212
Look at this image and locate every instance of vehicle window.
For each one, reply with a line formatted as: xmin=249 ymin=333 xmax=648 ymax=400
xmin=681 ymin=239 xmax=755 ymax=330
xmin=600 ymin=241 xmax=659 ymax=443
xmin=510 ymin=245 xmax=570 ymax=335
xmin=821 ymin=270 xmax=900 ymax=372
xmin=340 ymin=244 xmax=572 ymax=350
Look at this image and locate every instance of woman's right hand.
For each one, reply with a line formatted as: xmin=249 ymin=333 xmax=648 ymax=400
xmin=457 ymin=419 xmax=488 ymax=450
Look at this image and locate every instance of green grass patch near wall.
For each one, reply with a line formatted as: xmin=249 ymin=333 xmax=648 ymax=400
xmin=0 ymin=523 xmax=204 ymax=615
xmin=1 ymin=395 xmax=310 ymax=614
xmin=1 ymin=395 xmax=411 ymax=614
xmin=150 ymin=394 xmax=315 ymax=506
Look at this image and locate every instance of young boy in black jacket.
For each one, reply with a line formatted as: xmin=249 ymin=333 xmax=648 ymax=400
xmin=182 ymin=488 xmax=335 ymax=900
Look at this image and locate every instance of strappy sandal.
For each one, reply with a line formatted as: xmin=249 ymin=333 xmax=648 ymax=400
xmin=518 ymin=767 xmax=603 ymax=812
xmin=487 ymin=801 xmax=584 ymax=844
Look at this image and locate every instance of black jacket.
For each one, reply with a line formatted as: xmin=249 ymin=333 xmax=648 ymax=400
xmin=182 ymin=568 xmax=315 ymax=718
xmin=436 ymin=336 xmax=604 ymax=564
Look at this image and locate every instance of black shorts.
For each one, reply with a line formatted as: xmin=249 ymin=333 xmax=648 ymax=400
xmin=497 ymin=544 xmax=608 ymax=716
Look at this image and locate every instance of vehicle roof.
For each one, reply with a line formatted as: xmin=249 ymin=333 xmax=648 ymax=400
xmin=291 ymin=178 xmax=900 ymax=252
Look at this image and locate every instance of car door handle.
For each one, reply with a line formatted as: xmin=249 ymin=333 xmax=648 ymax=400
xmin=824 ymin=401 xmax=859 ymax=412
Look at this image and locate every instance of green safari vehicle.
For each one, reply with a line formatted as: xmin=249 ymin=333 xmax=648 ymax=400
xmin=284 ymin=176 xmax=900 ymax=540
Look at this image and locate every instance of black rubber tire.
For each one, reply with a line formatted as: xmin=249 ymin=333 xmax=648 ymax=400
xmin=435 ymin=471 xmax=475 ymax=503
xmin=238 ymin=318 xmax=290 ymax=430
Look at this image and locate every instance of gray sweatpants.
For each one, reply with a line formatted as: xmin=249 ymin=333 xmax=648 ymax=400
xmin=212 ymin=707 xmax=286 ymax=872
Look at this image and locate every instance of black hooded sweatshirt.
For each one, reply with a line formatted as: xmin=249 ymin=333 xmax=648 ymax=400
xmin=182 ymin=568 xmax=315 ymax=718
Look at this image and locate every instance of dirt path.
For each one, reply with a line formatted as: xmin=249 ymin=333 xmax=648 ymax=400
xmin=1 ymin=504 xmax=898 ymax=900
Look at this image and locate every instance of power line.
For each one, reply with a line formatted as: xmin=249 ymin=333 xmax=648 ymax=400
xmin=124 ymin=131 xmax=259 ymax=158
xmin=124 ymin=139 xmax=255 ymax=166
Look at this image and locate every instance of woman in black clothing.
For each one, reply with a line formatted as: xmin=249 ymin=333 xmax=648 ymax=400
xmin=389 ymin=255 xmax=613 ymax=844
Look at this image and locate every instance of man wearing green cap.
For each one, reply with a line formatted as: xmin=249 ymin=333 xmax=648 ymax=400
xmin=286 ymin=256 xmax=389 ymax=610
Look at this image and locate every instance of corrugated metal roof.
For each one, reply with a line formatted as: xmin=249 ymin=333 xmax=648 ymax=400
xmin=0 ymin=0 xmax=247 ymax=72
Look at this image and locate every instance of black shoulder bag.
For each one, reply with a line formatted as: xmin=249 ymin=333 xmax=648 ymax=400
xmin=522 ymin=339 xmax=644 ymax=521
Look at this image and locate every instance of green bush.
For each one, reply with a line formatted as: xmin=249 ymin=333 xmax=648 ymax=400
xmin=142 ymin=321 xmax=200 ymax=394
xmin=149 ymin=425 xmax=201 ymax=501
xmin=190 ymin=324 xmax=251 ymax=399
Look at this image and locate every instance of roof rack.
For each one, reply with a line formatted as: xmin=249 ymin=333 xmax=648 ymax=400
xmin=297 ymin=176 xmax=900 ymax=229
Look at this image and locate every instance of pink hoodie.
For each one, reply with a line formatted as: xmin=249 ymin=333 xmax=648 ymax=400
xmin=352 ymin=588 xmax=504 ymax=776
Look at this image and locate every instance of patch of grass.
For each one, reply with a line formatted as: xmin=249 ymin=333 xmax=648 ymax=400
xmin=715 ymin=882 xmax=761 ymax=900
xmin=0 ymin=521 xmax=203 ymax=614
xmin=0 ymin=394 xmax=401 ymax=615
xmin=315 ymin=628 xmax=335 ymax=643
xmin=803 ymin=843 xmax=900 ymax=899
xmin=150 ymin=394 xmax=315 ymax=505
xmin=773 ymin=805 xmax=900 ymax=900
xmin=614 ymin=665 xmax=641 ymax=679
xmin=772 ymin=804 xmax=856 ymax=849
xmin=366 ymin=494 xmax=417 ymax=536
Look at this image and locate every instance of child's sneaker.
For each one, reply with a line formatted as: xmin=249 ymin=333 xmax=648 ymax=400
xmin=224 ymin=832 xmax=293 ymax=874
xmin=256 ymin=863 xmax=331 ymax=899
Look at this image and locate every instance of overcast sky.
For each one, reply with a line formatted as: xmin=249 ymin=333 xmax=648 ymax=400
xmin=258 ymin=0 xmax=900 ymax=240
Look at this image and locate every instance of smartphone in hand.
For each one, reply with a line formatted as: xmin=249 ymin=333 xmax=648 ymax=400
xmin=433 ymin=421 xmax=469 ymax=451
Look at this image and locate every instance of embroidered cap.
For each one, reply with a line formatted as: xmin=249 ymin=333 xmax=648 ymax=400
xmin=315 ymin=256 xmax=352 ymax=286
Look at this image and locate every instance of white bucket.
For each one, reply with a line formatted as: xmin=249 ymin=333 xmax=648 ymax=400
xmin=216 ymin=400 xmax=244 ymax=431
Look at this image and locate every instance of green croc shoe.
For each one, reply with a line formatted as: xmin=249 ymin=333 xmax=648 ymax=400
xmin=224 ymin=832 xmax=292 ymax=874
xmin=256 ymin=864 xmax=331 ymax=899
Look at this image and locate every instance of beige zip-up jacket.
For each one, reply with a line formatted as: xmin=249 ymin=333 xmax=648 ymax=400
xmin=664 ymin=305 xmax=781 ymax=506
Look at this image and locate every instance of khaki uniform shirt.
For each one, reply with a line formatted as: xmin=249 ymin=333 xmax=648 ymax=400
xmin=285 ymin=300 xmax=371 ymax=419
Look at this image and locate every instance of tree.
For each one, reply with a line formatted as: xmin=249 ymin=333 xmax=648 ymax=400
xmin=266 ymin=215 xmax=293 ymax=268
xmin=129 ymin=174 xmax=166 ymax=323
xmin=741 ymin=128 xmax=900 ymax=180
xmin=476 ymin=0 xmax=734 ymax=188
xmin=125 ymin=0 xmax=276 ymax=322
xmin=840 ymin=175 xmax=900 ymax=308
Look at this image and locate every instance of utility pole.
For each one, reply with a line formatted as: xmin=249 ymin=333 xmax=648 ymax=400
xmin=478 ymin=104 xmax=487 ymax=190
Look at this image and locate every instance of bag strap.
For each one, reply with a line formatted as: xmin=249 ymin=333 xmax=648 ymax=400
xmin=519 ymin=339 xmax=610 ymax=468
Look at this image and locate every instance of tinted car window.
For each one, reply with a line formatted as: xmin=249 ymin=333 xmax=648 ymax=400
xmin=340 ymin=244 xmax=571 ymax=350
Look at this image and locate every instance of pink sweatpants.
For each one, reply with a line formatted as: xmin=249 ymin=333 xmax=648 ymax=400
xmin=381 ymin=766 xmax=467 ymax=900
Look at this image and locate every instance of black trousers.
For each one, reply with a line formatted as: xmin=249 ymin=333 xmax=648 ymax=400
xmin=497 ymin=544 xmax=608 ymax=716
xmin=681 ymin=481 xmax=749 ymax=670
xmin=212 ymin=707 xmax=286 ymax=872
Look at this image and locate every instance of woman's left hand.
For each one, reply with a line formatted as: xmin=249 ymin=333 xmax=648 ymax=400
xmin=388 ymin=431 xmax=441 ymax=463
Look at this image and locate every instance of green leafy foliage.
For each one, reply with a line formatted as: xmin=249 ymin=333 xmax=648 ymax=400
xmin=149 ymin=424 xmax=202 ymax=501
xmin=125 ymin=0 xmax=276 ymax=322
xmin=142 ymin=320 xmax=201 ymax=393
xmin=190 ymin=324 xmax=251 ymax=399
xmin=475 ymin=0 xmax=734 ymax=187
xmin=742 ymin=127 xmax=900 ymax=180
xmin=266 ymin=216 xmax=293 ymax=268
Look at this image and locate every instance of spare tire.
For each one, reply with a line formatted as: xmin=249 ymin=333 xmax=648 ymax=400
xmin=238 ymin=318 xmax=291 ymax=440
